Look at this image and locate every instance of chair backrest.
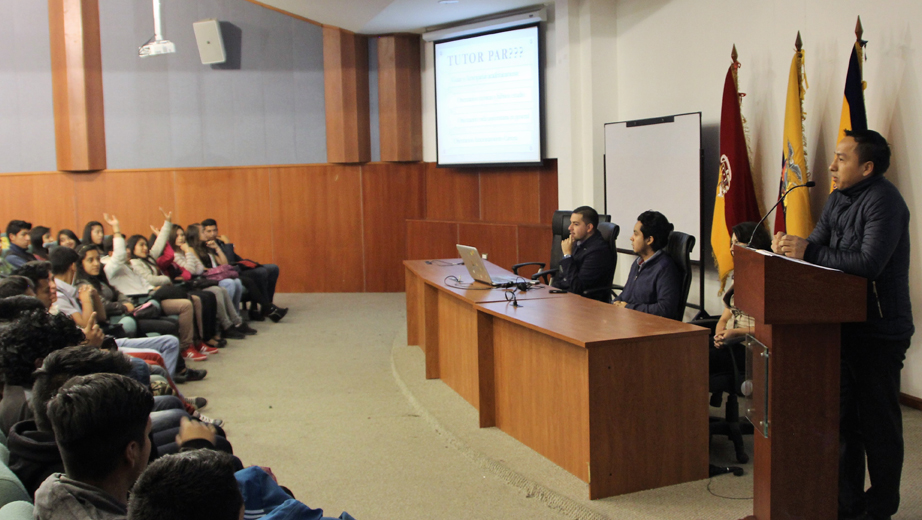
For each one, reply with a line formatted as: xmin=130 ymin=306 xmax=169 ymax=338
xmin=596 ymin=222 xmax=620 ymax=272
xmin=663 ymin=231 xmax=695 ymax=321
xmin=549 ymin=210 xmax=612 ymax=272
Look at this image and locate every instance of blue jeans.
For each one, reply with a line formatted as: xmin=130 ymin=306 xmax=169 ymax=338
xmin=117 ymin=334 xmax=180 ymax=376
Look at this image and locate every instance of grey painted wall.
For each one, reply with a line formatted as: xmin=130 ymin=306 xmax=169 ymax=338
xmin=0 ymin=0 xmax=56 ymax=173
xmin=99 ymin=0 xmax=326 ymax=169
xmin=368 ymin=37 xmax=380 ymax=162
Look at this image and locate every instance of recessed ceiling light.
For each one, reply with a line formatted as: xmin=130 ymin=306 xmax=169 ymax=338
xmin=439 ymin=0 xmax=459 ymax=4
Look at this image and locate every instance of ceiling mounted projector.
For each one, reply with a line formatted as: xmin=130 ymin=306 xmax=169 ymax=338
xmin=139 ymin=0 xmax=175 ymax=58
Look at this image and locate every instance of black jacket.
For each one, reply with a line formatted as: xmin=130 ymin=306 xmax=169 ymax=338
xmin=552 ymin=231 xmax=615 ymax=302
xmin=804 ymin=174 xmax=914 ymax=340
xmin=614 ymin=250 xmax=681 ymax=319
xmin=7 ymin=420 xmax=63 ymax=498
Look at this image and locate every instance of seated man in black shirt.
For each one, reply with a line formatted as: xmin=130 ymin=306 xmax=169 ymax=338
xmin=613 ymin=210 xmax=681 ymax=319
xmin=551 ymin=206 xmax=615 ymax=302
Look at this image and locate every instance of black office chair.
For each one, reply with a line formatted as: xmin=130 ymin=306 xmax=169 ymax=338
xmin=662 ymin=231 xmax=695 ymax=321
xmin=512 ymin=210 xmax=611 ymax=284
xmin=691 ymin=316 xmax=753 ymax=476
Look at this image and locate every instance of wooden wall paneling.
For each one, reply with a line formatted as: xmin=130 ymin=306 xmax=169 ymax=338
xmin=323 ymin=26 xmax=371 ymax=164
xmin=457 ymin=223 xmax=518 ymax=272
xmin=425 ymin=163 xmax=480 ymax=221
xmin=73 ymin=170 xmax=176 ymax=239
xmin=362 ymin=163 xmax=425 ymax=292
xmin=515 ymin=224 xmax=553 ymax=280
xmin=539 ymin=159 xmax=559 ymax=225
xmin=0 ymin=173 xmax=77 ymax=234
xmin=48 ymin=0 xmax=106 ymax=171
xmin=479 ymin=167 xmax=542 ymax=224
xmin=377 ymin=35 xmax=422 ymax=162
xmin=269 ymin=165 xmax=364 ymax=292
xmin=173 ymin=168 xmax=273 ymax=270
xmin=406 ymin=220 xmax=458 ymax=261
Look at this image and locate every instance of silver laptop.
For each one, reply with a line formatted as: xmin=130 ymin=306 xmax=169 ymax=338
xmin=456 ymin=245 xmax=520 ymax=286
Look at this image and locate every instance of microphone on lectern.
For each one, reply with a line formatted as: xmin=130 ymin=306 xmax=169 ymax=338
xmin=747 ymin=181 xmax=816 ymax=248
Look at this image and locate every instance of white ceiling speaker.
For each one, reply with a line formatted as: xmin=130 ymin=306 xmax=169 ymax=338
xmin=193 ymin=19 xmax=227 ymax=65
xmin=139 ymin=0 xmax=176 ymax=57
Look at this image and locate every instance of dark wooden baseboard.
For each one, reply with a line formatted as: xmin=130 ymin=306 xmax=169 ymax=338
xmin=900 ymin=392 xmax=922 ymax=411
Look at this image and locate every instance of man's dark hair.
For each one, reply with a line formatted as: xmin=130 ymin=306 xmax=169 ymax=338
xmin=0 ymin=310 xmax=86 ymax=387
xmin=0 ymin=276 xmax=35 ymax=299
xmin=46 ymin=373 xmax=153 ymax=481
xmin=572 ymin=206 xmax=599 ymax=230
xmin=200 ymin=219 xmax=217 ymax=228
xmin=50 ymin=247 xmax=80 ymax=276
xmin=637 ymin=211 xmax=674 ymax=252
xmin=0 ymin=296 xmax=46 ymax=321
xmin=32 ymin=347 xmax=133 ymax=432
xmin=128 ymin=450 xmax=243 ymax=520
xmin=732 ymin=222 xmax=772 ymax=252
xmin=11 ymin=261 xmax=52 ymax=288
xmin=845 ymin=129 xmax=891 ymax=176
xmin=6 ymin=220 xmax=32 ymax=237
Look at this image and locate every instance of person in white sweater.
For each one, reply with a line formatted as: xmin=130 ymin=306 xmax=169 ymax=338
xmin=99 ymin=213 xmax=205 ymax=362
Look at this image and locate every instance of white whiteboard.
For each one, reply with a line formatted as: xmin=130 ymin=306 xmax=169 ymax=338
xmin=604 ymin=113 xmax=702 ymax=261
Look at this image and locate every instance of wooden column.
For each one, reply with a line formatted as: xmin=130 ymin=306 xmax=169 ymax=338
xmin=377 ymin=34 xmax=422 ymax=162
xmin=323 ymin=26 xmax=370 ymax=163
xmin=48 ymin=0 xmax=106 ymax=172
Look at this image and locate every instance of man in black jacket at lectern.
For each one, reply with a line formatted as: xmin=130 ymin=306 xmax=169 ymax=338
xmin=551 ymin=206 xmax=615 ymax=303
xmin=774 ymin=129 xmax=913 ymax=520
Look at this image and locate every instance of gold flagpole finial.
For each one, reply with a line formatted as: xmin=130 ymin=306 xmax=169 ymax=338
xmin=731 ymin=44 xmax=738 ymax=64
xmin=795 ymin=31 xmax=803 ymax=52
xmin=856 ymin=16 xmax=864 ymax=41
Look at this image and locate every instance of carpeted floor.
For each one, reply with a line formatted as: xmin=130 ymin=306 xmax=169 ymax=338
xmin=191 ymin=293 xmax=922 ymax=520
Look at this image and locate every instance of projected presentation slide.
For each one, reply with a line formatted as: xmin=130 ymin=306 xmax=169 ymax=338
xmin=435 ymin=25 xmax=542 ymax=166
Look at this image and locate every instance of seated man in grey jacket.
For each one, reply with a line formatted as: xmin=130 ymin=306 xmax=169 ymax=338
xmin=34 ymin=373 xmax=154 ymax=520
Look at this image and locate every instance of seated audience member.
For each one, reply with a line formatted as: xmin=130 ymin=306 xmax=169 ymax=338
xmin=128 ymin=435 xmax=355 ymax=520
xmin=711 ymin=222 xmax=772 ymax=373
xmin=34 ymin=373 xmax=154 ymax=520
xmin=99 ymin=216 xmax=204 ymax=362
xmin=9 ymin=347 xmax=229 ymax=497
xmin=82 ymin=220 xmax=106 ymax=253
xmin=50 ymin=247 xmax=185 ymax=378
xmin=10 ymin=261 xmax=58 ymax=310
xmin=57 ymin=229 xmax=82 ymax=250
xmin=168 ymin=224 xmax=252 ymax=339
xmin=127 ymin=211 xmax=222 ymax=354
xmin=202 ymin=218 xmax=288 ymax=322
xmin=4 ymin=220 xmax=35 ymax=268
xmin=188 ymin=224 xmax=271 ymax=329
xmin=30 ymin=226 xmax=54 ymax=261
xmin=550 ymin=206 xmax=616 ymax=302
xmin=0 ymin=276 xmax=36 ymax=299
xmin=0 ymin=307 xmax=85 ymax=436
xmin=74 ymin=244 xmax=182 ymax=341
xmin=613 ymin=211 xmax=681 ymax=319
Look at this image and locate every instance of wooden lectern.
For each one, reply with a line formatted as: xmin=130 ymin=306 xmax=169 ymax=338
xmin=733 ymin=246 xmax=866 ymax=520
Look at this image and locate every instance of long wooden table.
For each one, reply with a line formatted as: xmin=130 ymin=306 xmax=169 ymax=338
xmin=404 ymin=259 xmax=709 ymax=499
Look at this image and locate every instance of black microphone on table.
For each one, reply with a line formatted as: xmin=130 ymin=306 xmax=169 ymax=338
xmin=747 ymin=181 xmax=815 ymax=248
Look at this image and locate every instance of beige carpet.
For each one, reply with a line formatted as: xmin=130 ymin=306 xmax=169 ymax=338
xmin=189 ymin=293 xmax=922 ymax=520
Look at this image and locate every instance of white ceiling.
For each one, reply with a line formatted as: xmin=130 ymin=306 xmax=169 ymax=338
xmin=257 ymin=0 xmax=546 ymax=34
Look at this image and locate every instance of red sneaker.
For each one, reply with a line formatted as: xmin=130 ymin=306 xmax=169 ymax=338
xmin=197 ymin=343 xmax=220 ymax=355
xmin=182 ymin=347 xmax=207 ymax=361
